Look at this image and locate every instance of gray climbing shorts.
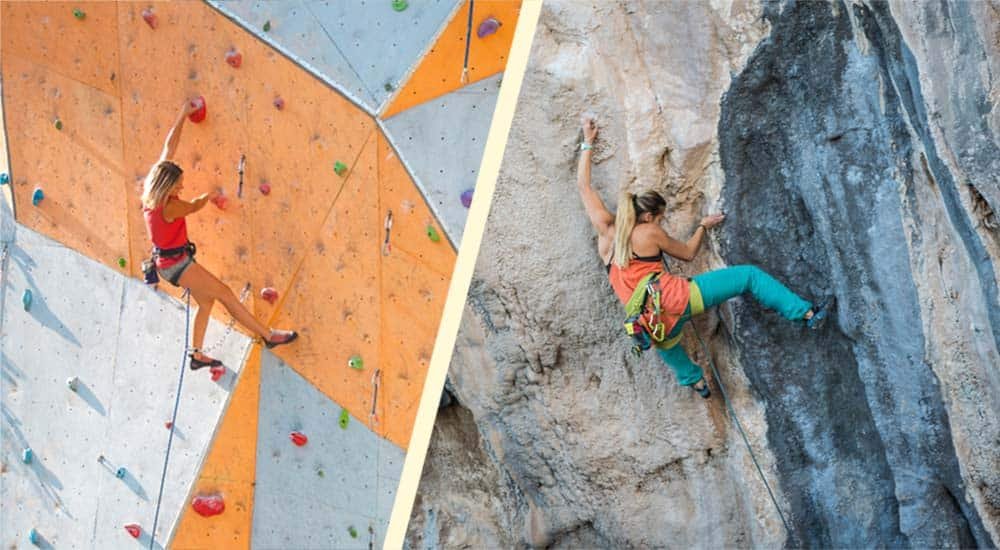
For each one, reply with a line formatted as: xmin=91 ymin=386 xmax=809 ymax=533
xmin=158 ymin=254 xmax=194 ymax=287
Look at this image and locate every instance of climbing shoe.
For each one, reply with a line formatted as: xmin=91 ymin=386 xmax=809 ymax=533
xmin=265 ymin=329 xmax=298 ymax=349
xmin=693 ymin=379 xmax=711 ymax=399
xmin=189 ymin=352 xmax=223 ymax=371
xmin=806 ymin=296 xmax=836 ymax=330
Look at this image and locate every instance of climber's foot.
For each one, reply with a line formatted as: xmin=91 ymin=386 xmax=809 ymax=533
xmin=189 ymin=351 xmax=223 ymax=371
xmin=265 ymin=329 xmax=298 ymax=349
xmin=806 ymin=296 xmax=836 ymax=330
xmin=692 ymin=379 xmax=711 ymax=399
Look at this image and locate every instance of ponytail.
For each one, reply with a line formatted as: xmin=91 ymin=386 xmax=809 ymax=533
xmin=613 ymin=192 xmax=637 ymax=268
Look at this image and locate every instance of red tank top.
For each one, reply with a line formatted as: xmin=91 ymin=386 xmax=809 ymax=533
xmin=608 ymin=256 xmax=690 ymax=336
xmin=143 ymin=197 xmax=188 ymax=269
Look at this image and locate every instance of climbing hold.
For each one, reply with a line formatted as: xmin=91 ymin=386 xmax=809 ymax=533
xmin=349 ymin=526 xmax=358 ymax=539
xmin=225 ymin=48 xmax=242 ymax=69
xmin=289 ymin=431 xmax=308 ymax=447
xmin=21 ymin=448 xmax=33 ymax=464
xmin=0 ymin=172 xmax=9 ymax=184
xmin=461 ymin=189 xmax=474 ymax=208
xmin=164 ymin=421 xmax=173 ymax=430
xmin=188 ymin=96 xmax=207 ymax=123
xmin=338 ymin=408 xmax=350 ymax=430
xmin=116 ymin=467 xmax=127 ymax=479
xmin=263 ymin=20 xmax=271 ymax=32
xmin=191 ymin=494 xmax=225 ymax=517
xmin=28 ymin=528 xmax=39 ymax=545
xmin=384 ymin=82 xmax=395 ymax=92
xmin=333 ymin=161 xmax=348 ymax=176
xmin=31 ymin=188 xmax=44 ymax=206
xmin=260 ymin=287 xmax=278 ymax=304
xmin=477 ymin=16 xmax=501 ymax=38
xmin=391 ymin=0 xmax=408 ymax=12
xmin=426 ymin=224 xmax=441 ymax=242
xmin=211 ymin=191 xmax=227 ymax=210
xmin=317 ymin=469 xmax=325 ymax=478
xmin=141 ymin=8 xmax=157 ymax=29
xmin=67 ymin=376 xmax=79 ymax=392
xmin=22 ymin=289 xmax=32 ymax=311
xmin=210 ymin=365 xmax=225 ymax=382
xmin=54 ymin=118 xmax=63 ymax=130
xmin=73 ymin=7 xmax=86 ymax=20
xmin=259 ymin=182 xmax=271 ymax=195
xmin=117 ymin=257 xmax=127 ymax=268
xmin=272 ymin=97 xmax=284 ymax=111
xmin=349 ymin=355 xmax=371 ymax=375
xmin=124 ymin=524 xmax=141 ymax=538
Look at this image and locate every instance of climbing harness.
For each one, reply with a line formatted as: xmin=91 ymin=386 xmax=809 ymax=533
xmin=149 ymin=290 xmax=192 ymax=550
xmin=461 ymin=0 xmax=475 ymax=83
xmin=236 ymin=154 xmax=246 ymax=198
xmin=623 ymin=274 xmax=705 ymax=355
xmin=382 ymin=210 xmax=393 ymax=256
xmin=691 ymin=325 xmax=792 ymax=537
xmin=142 ymin=242 xmax=196 ymax=286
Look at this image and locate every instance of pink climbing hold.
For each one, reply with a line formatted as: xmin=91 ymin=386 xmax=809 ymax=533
xmin=124 ymin=524 xmax=141 ymax=539
xmin=225 ymin=48 xmax=242 ymax=68
xmin=191 ymin=494 xmax=225 ymax=517
xmin=477 ymin=16 xmax=500 ymax=38
xmin=289 ymin=431 xmax=308 ymax=446
xmin=260 ymin=287 xmax=278 ymax=304
xmin=141 ymin=8 xmax=157 ymax=29
xmin=273 ymin=97 xmax=285 ymax=110
xmin=211 ymin=192 xmax=227 ymax=210
xmin=259 ymin=182 xmax=271 ymax=196
xmin=210 ymin=365 xmax=225 ymax=382
xmin=188 ymin=96 xmax=206 ymax=123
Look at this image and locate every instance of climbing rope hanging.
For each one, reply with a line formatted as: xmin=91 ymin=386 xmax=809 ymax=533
xmin=368 ymin=368 xmax=382 ymax=550
xmin=691 ymin=325 xmax=792 ymax=537
xmin=149 ymin=290 xmax=192 ymax=550
xmin=460 ymin=0 xmax=475 ymax=83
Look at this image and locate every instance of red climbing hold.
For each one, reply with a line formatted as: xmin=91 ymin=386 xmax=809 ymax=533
xmin=210 ymin=365 xmax=225 ymax=382
xmin=164 ymin=421 xmax=173 ymax=430
xmin=273 ymin=97 xmax=285 ymax=111
xmin=124 ymin=524 xmax=141 ymax=538
xmin=225 ymin=49 xmax=242 ymax=68
xmin=259 ymin=182 xmax=271 ymax=195
xmin=260 ymin=287 xmax=278 ymax=304
xmin=188 ymin=96 xmax=206 ymax=123
xmin=289 ymin=431 xmax=308 ymax=446
xmin=191 ymin=494 xmax=225 ymax=517
xmin=211 ymin=192 xmax=227 ymax=210
xmin=141 ymin=8 xmax=157 ymax=29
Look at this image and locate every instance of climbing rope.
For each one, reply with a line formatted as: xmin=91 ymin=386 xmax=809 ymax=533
xmin=368 ymin=368 xmax=382 ymax=549
xmin=690 ymin=325 xmax=792 ymax=537
xmin=149 ymin=290 xmax=192 ymax=550
xmin=461 ymin=0 xmax=475 ymax=83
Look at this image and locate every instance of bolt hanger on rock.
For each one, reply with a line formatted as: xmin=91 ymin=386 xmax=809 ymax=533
xmin=382 ymin=210 xmax=393 ymax=256
xmin=236 ymin=154 xmax=246 ymax=198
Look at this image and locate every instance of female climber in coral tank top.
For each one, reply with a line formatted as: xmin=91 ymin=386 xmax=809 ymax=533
xmin=141 ymin=100 xmax=298 ymax=370
xmin=576 ymin=116 xmax=834 ymax=398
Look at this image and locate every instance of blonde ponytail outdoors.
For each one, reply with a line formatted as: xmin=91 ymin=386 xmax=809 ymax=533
xmin=141 ymin=160 xmax=183 ymax=209
xmin=613 ymin=192 xmax=637 ymax=268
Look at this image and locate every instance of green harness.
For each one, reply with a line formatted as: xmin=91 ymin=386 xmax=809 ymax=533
xmin=623 ymin=273 xmax=704 ymax=356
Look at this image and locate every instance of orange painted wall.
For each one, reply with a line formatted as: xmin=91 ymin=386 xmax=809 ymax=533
xmin=381 ymin=0 xmax=522 ymax=118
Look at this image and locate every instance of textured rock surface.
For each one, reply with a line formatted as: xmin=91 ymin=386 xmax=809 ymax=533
xmin=409 ymin=1 xmax=1000 ymax=548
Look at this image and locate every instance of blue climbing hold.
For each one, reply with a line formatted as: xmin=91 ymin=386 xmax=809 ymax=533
xmin=461 ymin=188 xmax=474 ymax=208
xmin=22 ymin=448 xmax=33 ymax=464
xmin=116 ymin=467 xmax=127 ymax=479
xmin=32 ymin=187 xmax=44 ymax=206
xmin=0 ymin=172 xmax=9 ymax=184
xmin=28 ymin=528 xmax=39 ymax=545
xmin=22 ymin=289 xmax=32 ymax=311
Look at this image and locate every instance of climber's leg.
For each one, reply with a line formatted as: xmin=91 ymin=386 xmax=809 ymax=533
xmin=692 ymin=265 xmax=812 ymax=321
xmin=655 ymin=321 xmax=704 ymax=387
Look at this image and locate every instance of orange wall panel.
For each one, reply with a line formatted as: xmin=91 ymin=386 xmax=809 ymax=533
xmin=382 ymin=0 xmax=521 ymax=118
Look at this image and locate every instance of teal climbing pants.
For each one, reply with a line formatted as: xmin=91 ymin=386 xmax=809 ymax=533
xmin=655 ymin=265 xmax=813 ymax=386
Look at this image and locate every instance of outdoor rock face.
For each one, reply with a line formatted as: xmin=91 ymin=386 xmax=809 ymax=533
xmin=407 ymin=1 xmax=1000 ymax=548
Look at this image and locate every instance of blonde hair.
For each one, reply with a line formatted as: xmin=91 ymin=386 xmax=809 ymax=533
xmin=613 ymin=190 xmax=666 ymax=268
xmin=141 ymin=160 xmax=183 ymax=209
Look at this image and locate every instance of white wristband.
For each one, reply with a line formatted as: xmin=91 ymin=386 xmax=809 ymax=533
xmin=580 ymin=142 xmax=593 ymax=151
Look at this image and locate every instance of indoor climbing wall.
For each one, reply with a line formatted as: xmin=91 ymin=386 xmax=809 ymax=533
xmin=1 ymin=0 xmax=519 ymax=547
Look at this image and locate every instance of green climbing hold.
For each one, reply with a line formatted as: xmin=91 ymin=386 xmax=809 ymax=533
xmin=117 ymin=257 xmax=126 ymax=268
xmin=317 ymin=469 xmax=325 ymax=478
xmin=384 ymin=82 xmax=394 ymax=92
xmin=338 ymin=408 xmax=350 ymax=429
xmin=22 ymin=448 xmax=33 ymax=464
xmin=348 ymin=526 xmax=358 ymax=539
xmin=22 ymin=289 xmax=32 ymax=311
xmin=426 ymin=225 xmax=441 ymax=242
xmin=348 ymin=355 xmax=364 ymax=370
xmin=263 ymin=20 xmax=271 ymax=32
xmin=54 ymin=118 xmax=63 ymax=131
xmin=391 ymin=0 xmax=408 ymax=12
xmin=73 ymin=7 xmax=85 ymax=20
xmin=333 ymin=161 xmax=348 ymax=176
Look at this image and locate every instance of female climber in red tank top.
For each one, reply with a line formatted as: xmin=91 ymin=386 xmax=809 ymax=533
xmin=576 ymin=116 xmax=834 ymax=398
xmin=141 ymin=100 xmax=298 ymax=371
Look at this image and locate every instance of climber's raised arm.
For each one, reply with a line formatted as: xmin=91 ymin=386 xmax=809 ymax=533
xmin=576 ymin=116 xmax=614 ymax=240
xmin=159 ymin=100 xmax=195 ymax=162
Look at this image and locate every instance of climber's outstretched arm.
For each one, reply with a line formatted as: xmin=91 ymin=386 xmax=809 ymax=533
xmin=159 ymin=100 xmax=196 ymax=162
xmin=651 ymin=213 xmax=725 ymax=261
xmin=576 ymin=116 xmax=614 ymax=240
xmin=163 ymin=191 xmax=217 ymax=222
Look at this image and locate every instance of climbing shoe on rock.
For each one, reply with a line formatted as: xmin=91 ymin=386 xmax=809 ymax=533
xmin=807 ymin=296 xmax=836 ymax=330
xmin=265 ymin=329 xmax=298 ymax=349
xmin=693 ymin=379 xmax=711 ymax=399
xmin=189 ymin=352 xmax=223 ymax=371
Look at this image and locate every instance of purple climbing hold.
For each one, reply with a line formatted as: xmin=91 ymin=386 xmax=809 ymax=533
xmin=477 ymin=16 xmax=500 ymax=38
xmin=460 ymin=189 xmax=474 ymax=208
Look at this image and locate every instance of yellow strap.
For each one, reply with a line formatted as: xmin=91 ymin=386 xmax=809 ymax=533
xmin=656 ymin=281 xmax=704 ymax=350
